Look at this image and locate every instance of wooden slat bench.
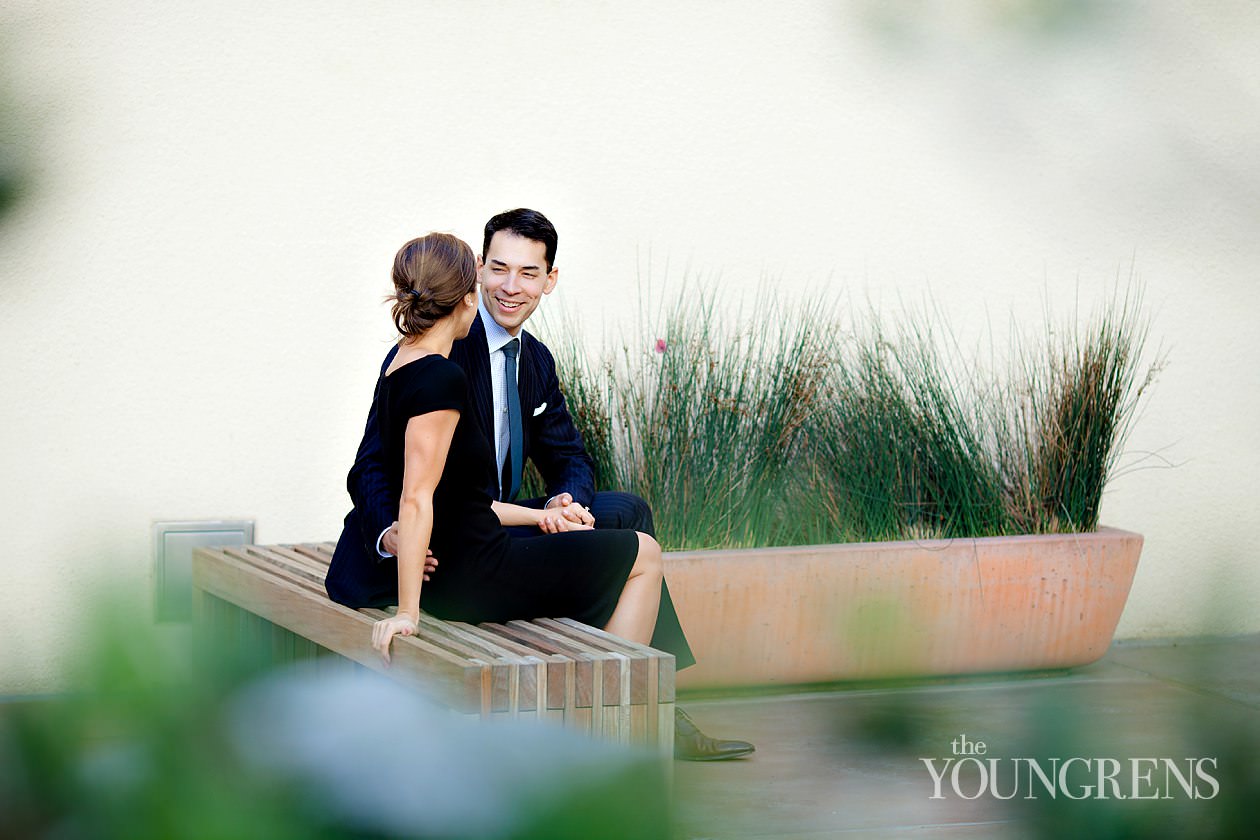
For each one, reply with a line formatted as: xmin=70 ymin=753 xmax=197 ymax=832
xmin=191 ymin=542 xmax=675 ymax=760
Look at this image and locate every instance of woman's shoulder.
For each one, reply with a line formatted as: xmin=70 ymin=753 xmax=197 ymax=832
xmin=427 ymin=354 xmax=467 ymax=393
xmin=388 ymin=353 xmax=465 ymax=382
xmin=390 ymin=354 xmax=467 ymax=409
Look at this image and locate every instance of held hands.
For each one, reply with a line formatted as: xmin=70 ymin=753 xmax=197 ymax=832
xmin=538 ymin=512 xmax=594 ymax=533
xmin=544 ymin=493 xmax=595 ymax=528
xmin=384 ymin=522 xmax=440 ymax=580
xmin=372 ymin=611 xmax=419 ymax=666
xmin=539 ymin=492 xmax=594 ymax=533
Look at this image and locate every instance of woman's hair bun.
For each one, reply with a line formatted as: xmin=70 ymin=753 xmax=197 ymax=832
xmin=388 ymin=233 xmax=477 ymax=337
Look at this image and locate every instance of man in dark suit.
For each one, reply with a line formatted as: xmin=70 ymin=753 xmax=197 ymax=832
xmin=329 ymin=208 xmax=753 ymax=761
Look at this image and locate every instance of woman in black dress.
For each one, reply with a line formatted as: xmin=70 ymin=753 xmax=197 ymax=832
xmin=365 ymin=233 xmax=663 ymax=662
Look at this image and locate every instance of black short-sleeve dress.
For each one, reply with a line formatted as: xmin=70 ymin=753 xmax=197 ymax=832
xmin=375 ymin=354 xmax=639 ymax=627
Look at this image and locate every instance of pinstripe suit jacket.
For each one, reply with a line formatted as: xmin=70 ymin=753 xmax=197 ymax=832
xmin=325 ymin=313 xmax=596 ymax=606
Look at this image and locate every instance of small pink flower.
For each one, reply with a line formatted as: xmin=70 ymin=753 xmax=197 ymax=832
xmin=654 ymin=338 xmax=667 ymax=354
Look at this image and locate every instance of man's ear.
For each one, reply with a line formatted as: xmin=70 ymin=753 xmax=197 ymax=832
xmin=476 ymin=255 xmax=484 ymax=271
xmin=543 ymin=267 xmax=559 ymax=295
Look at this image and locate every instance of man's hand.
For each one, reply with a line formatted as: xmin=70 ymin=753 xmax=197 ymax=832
xmin=383 ymin=522 xmax=439 ymax=580
xmin=545 ymin=493 xmax=595 ymax=527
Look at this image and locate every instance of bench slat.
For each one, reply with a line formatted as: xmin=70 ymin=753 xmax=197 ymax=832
xmin=265 ymin=545 xmax=331 ymax=580
xmin=551 ymin=617 xmax=676 ymax=703
xmin=484 ymin=621 xmax=579 ymax=721
xmin=506 ymin=620 xmax=628 ymax=709
xmin=445 ymin=622 xmax=570 ymax=714
xmin=536 ymin=619 xmax=650 ymax=743
xmin=222 ymin=546 xmax=324 ymax=592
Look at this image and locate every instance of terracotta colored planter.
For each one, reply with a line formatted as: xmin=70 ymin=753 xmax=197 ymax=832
xmin=665 ymin=527 xmax=1142 ymax=690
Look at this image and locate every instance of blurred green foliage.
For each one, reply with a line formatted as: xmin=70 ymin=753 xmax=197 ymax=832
xmin=0 ymin=600 xmax=669 ymax=839
xmin=841 ymin=658 xmax=1260 ymax=839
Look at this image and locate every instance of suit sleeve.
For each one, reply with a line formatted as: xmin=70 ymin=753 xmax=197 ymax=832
xmin=525 ymin=339 xmax=597 ymax=508
xmin=346 ymin=345 xmax=399 ymax=557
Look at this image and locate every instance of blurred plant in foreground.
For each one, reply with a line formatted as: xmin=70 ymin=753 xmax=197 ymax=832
xmin=840 ymin=642 xmax=1259 ymax=839
xmin=0 ymin=599 xmax=669 ymax=839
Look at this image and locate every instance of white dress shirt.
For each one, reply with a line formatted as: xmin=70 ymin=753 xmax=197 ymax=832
xmin=479 ymin=299 xmax=521 ymax=496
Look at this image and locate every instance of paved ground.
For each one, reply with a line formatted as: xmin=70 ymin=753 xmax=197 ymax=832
xmin=671 ymin=635 xmax=1260 ymax=839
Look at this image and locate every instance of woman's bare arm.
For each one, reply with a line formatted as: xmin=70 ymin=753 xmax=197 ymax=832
xmin=491 ymin=500 xmax=593 ymax=533
xmin=371 ymin=408 xmax=458 ymax=664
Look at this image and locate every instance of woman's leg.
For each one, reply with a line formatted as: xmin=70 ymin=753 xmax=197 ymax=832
xmin=603 ymin=532 xmax=663 ymax=645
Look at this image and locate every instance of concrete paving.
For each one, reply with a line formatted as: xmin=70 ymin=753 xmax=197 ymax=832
xmin=672 ymin=635 xmax=1260 ymax=839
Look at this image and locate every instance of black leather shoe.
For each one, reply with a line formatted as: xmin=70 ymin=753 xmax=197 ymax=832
xmin=674 ymin=707 xmax=755 ymax=761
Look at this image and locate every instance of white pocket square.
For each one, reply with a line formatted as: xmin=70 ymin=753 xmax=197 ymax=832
xmin=532 ymin=402 xmax=547 ymax=417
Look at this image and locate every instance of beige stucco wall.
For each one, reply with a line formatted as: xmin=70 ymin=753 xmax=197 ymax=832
xmin=2 ymin=1 xmax=1258 ymax=693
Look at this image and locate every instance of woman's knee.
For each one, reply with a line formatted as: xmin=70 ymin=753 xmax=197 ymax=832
xmin=633 ymin=532 xmax=663 ymax=580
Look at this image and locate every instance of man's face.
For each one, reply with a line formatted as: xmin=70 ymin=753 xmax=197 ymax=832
xmin=478 ymin=231 xmax=557 ymax=335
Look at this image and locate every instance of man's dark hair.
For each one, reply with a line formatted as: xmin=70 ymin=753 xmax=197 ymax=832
xmin=483 ymin=208 xmax=558 ymax=270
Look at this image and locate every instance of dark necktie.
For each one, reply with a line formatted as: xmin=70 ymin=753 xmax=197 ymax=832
xmin=503 ymin=337 xmax=523 ymax=502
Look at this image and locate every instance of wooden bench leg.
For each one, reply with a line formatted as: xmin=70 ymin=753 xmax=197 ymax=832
xmin=194 ymin=589 xmax=336 ymax=672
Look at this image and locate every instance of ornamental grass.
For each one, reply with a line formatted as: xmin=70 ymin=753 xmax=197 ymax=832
xmin=995 ymin=289 xmax=1161 ymax=533
xmin=529 ymin=285 xmax=1159 ymax=551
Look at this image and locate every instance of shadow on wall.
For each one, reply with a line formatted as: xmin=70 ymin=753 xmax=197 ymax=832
xmin=0 ymin=35 xmax=36 ymax=231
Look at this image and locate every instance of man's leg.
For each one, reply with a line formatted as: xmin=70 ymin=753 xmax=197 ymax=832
xmin=588 ymin=491 xmax=696 ymax=669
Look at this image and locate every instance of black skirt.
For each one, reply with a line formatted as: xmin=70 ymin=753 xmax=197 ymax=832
xmin=419 ymin=528 xmax=640 ymax=628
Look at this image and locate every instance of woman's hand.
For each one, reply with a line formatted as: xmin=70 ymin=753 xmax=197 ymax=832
xmin=371 ymin=612 xmax=419 ymax=665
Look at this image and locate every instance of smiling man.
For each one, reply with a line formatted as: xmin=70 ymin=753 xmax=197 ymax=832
xmin=480 ymin=222 xmax=554 ymax=331
xmin=330 ymin=208 xmax=754 ymax=761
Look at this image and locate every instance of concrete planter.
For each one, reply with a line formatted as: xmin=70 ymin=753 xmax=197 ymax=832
xmin=665 ymin=527 xmax=1143 ymax=690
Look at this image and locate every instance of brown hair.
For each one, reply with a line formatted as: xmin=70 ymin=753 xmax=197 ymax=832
xmin=389 ymin=233 xmax=478 ymax=337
